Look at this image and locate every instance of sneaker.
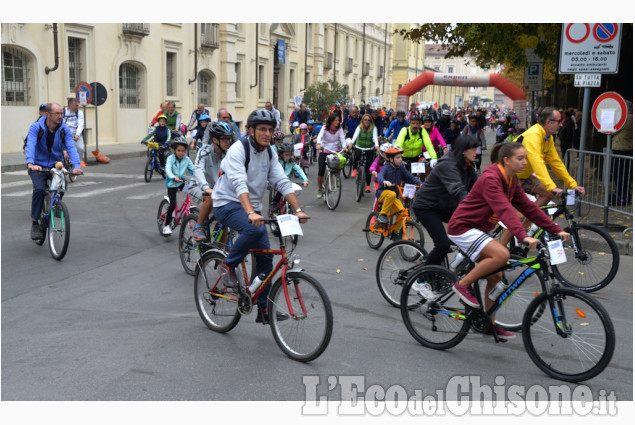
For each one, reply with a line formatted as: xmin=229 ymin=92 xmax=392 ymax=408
xmin=365 ymin=185 xmax=371 ymax=193
xmin=483 ymin=325 xmax=516 ymax=341
xmin=317 ymin=189 xmax=323 ymax=198
xmin=256 ymin=305 xmax=290 ymax=324
xmin=219 ymin=261 xmax=239 ymax=288
xmin=377 ymin=214 xmax=388 ymax=224
xmin=162 ymin=225 xmax=172 ymax=235
xmin=30 ymin=224 xmax=43 ymax=240
xmin=412 ymin=281 xmax=439 ymax=300
xmin=351 ymin=169 xmax=357 ymax=178
xmin=80 ymin=160 xmax=86 ymax=168
xmin=452 ymin=281 xmax=479 ymax=308
xmin=192 ymin=225 xmax=206 ymax=241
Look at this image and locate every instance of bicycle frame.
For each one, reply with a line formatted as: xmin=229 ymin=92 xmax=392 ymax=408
xmin=160 ymin=192 xmax=192 ymax=226
xmin=372 ymin=185 xmax=416 ymax=237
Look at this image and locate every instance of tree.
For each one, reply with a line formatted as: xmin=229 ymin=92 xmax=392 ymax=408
xmin=301 ymin=79 xmax=348 ymax=122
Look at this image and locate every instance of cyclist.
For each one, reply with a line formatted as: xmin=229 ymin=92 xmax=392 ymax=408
xmin=394 ymin=115 xmax=437 ymax=171
xmin=411 ymin=135 xmax=478 ymax=267
xmin=422 ymin=115 xmax=448 ymax=157
xmin=436 ymin=110 xmax=452 ymax=134
xmin=315 ymin=111 xmax=352 ymax=198
xmin=344 ymin=106 xmax=361 ymax=139
xmin=461 ymin=115 xmax=486 ymax=172
xmin=306 ymin=120 xmax=318 ymax=160
xmin=293 ymin=123 xmax=312 ymax=165
xmin=272 ymin=130 xmax=286 ymax=149
xmin=446 ymin=142 xmax=570 ymax=340
xmin=62 ymin=98 xmax=86 ymax=167
xmin=376 ymin=146 xmax=422 ymax=226
xmin=165 ymin=101 xmax=182 ymax=134
xmin=25 ymin=103 xmax=82 ymax=240
xmin=212 ymin=109 xmax=309 ymax=324
xmin=442 ymin=119 xmax=461 ymax=151
xmin=190 ymin=121 xmax=233 ymax=242
xmin=384 ymin=110 xmax=408 ymax=142
xmin=190 ymin=113 xmax=211 ymax=151
xmin=186 ymin=103 xmax=210 ymax=139
xmin=369 ymin=142 xmax=392 ymax=193
xmin=149 ymin=102 xmax=168 ymax=129
xmin=350 ymin=113 xmax=379 ymax=193
xmin=162 ymin=138 xmax=195 ymax=235
xmin=270 ymin=141 xmax=309 ymax=211
xmin=141 ymin=114 xmax=171 ymax=170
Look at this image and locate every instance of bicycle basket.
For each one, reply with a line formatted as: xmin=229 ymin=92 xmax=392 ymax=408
xmin=327 ymin=153 xmax=346 ymax=170
xmin=147 ymin=141 xmax=160 ymax=151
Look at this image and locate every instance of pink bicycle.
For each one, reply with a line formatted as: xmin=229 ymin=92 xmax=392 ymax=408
xmin=156 ymin=184 xmax=199 ymax=237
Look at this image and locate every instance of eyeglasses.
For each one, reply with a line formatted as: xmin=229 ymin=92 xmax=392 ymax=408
xmin=219 ymin=115 xmax=230 ymax=120
xmin=48 ymin=112 xmax=63 ymax=116
xmin=219 ymin=137 xmax=232 ymax=142
xmin=255 ymin=126 xmax=274 ymax=133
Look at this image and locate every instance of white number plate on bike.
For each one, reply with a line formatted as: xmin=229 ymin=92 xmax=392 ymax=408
xmin=277 ymin=214 xmax=303 ymax=237
xmin=547 ymin=239 xmax=567 ymax=265
xmin=411 ymin=162 xmax=426 ymax=174
xmin=403 ymin=184 xmax=417 ymax=198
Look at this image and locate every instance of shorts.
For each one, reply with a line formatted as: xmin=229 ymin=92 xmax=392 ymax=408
xmin=447 ymin=228 xmax=493 ymax=263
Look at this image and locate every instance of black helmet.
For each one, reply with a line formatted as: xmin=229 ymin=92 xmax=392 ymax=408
xmin=278 ymin=141 xmax=294 ymax=153
xmin=396 ymin=110 xmax=406 ymax=117
xmin=209 ymin=121 xmax=232 ymax=140
xmin=171 ymin=134 xmax=188 ymax=149
xmin=247 ymin=109 xmax=276 ymax=128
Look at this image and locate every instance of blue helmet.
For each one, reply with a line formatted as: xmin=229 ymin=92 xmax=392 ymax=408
xmin=199 ymin=114 xmax=211 ymax=121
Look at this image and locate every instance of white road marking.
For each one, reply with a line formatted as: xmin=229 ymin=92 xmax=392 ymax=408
xmin=2 ymin=181 xmax=101 ymax=196
xmin=65 ymin=182 xmax=149 ymax=198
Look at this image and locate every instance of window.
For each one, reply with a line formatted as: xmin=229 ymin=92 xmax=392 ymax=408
xmin=201 ymin=23 xmax=219 ymax=49
xmin=68 ymin=37 xmax=85 ymax=92
xmin=235 ymin=61 xmax=242 ymax=99
xmin=198 ymin=70 xmax=214 ymax=106
xmin=258 ymin=65 xmax=265 ymax=99
xmin=289 ymin=68 xmax=295 ymax=96
xmin=166 ymin=52 xmax=176 ymax=97
xmin=119 ymin=62 xmax=140 ymax=108
xmin=448 ymin=66 xmax=454 ymax=74
xmin=307 ymin=24 xmax=313 ymax=50
xmin=2 ymin=47 xmax=30 ymax=105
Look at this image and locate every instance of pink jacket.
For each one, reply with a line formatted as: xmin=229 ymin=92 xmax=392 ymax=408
xmin=426 ymin=126 xmax=446 ymax=150
xmin=369 ymin=156 xmax=385 ymax=183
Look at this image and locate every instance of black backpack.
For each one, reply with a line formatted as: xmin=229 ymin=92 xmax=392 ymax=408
xmin=23 ymin=122 xmax=65 ymax=151
xmin=241 ymin=137 xmax=272 ymax=172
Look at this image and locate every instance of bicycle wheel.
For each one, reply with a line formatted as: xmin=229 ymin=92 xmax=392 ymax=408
xmin=35 ymin=199 xmax=49 ymax=246
xmin=551 ymin=223 xmax=619 ymax=292
xmin=364 ymin=211 xmax=385 ymax=249
xmin=309 ymin=145 xmax=315 ymax=164
xmin=268 ymin=271 xmax=333 ymax=362
xmin=179 ymin=214 xmax=201 ymax=276
xmin=157 ymin=199 xmax=171 ymax=237
xmin=355 ymin=167 xmax=365 ymax=202
xmin=376 ymin=240 xmax=427 ymax=307
xmin=342 ymin=155 xmax=352 ymax=179
xmin=522 ymin=287 xmax=615 ymax=382
xmin=400 ymin=265 xmax=470 ymax=350
xmin=48 ymin=201 xmax=70 ymax=261
xmin=194 ymin=250 xmax=241 ymax=333
xmin=324 ymin=171 xmax=341 ymax=210
xmin=144 ymin=156 xmax=154 ymax=182
xmin=395 ymin=219 xmax=425 ymax=251
xmin=64 ymin=157 xmax=78 ymax=183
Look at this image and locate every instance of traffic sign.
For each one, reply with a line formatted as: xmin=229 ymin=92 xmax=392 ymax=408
xmin=524 ymin=62 xmax=543 ymax=91
xmin=591 ymin=91 xmax=628 ymax=134
xmin=89 ymin=82 xmax=108 ymax=106
xmin=559 ymin=23 xmax=622 ymax=74
xmin=75 ymin=81 xmax=93 ymax=105
xmin=574 ymin=74 xmax=601 ymax=87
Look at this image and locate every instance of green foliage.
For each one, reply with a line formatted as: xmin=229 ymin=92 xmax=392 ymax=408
xmin=301 ymin=79 xmax=348 ymax=122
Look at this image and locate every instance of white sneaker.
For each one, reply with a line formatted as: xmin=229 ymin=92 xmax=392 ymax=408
xmin=412 ymin=281 xmax=438 ymax=300
xmin=162 ymin=225 xmax=173 ymax=235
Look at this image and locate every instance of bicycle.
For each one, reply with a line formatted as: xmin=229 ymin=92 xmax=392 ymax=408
xmin=293 ymin=141 xmax=310 ymax=177
xmin=341 ymin=148 xmax=354 ymax=179
xmin=322 ymin=152 xmax=343 ymax=210
xmin=399 ymin=238 xmax=615 ymax=382
xmin=493 ymin=192 xmax=619 ymax=292
xmin=194 ymin=217 xmax=333 ymax=362
xmin=352 ymin=146 xmax=376 ymax=202
xmin=62 ymin=153 xmax=78 ymax=183
xmin=33 ymin=163 xmax=83 ymax=261
xmin=179 ymin=211 xmax=235 ymax=276
xmin=267 ymin=181 xmax=304 ymax=249
xmin=363 ymin=185 xmax=425 ymax=250
xmin=141 ymin=140 xmax=167 ymax=182
xmin=156 ymin=182 xmax=198 ymax=237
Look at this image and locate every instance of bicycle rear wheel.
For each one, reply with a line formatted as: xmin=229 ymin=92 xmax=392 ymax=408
xmin=355 ymin=167 xmax=365 ymax=202
xmin=194 ymin=250 xmax=241 ymax=333
xmin=144 ymin=156 xmax=154 ymax=182
xmin=376 ymin=240 xmax=427 ymax=307
xmin=157 ymin=199 xmax=171 ymax=237
xmin=179 ymin=214 xmax=201 ymax=276
xmin=551 ymin=223 xmax=619 ymax=292
xmin=324 ymin=171 xmax=341 ymax=210
xmin=522 ymin=287 xmax=615 ymax=382
xmin=48 ymin=201 xmax=70 ymax=261
xmin=364 ymin=211 xmax=385 ymax=249
xmin=342 ymin=155 xmax=352 ymax=179
xmin=400 ymin=265 xmax=469 ymax=350
xmin=268 ymin=272 xmax=333 ymax=362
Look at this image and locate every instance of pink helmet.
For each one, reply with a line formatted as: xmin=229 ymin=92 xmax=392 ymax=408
xmin=299 ymin=123 xmax=308 ymax=130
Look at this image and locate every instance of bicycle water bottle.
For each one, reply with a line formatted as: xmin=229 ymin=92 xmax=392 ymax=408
xmin=248 ymin=273 xmax=266 ymax=294
xmin=449 ymin=252 xmax=465 ymax=271
xmin=527 ymin=223 xmax=540 ymax=237
xmin=488 ymin=280 xmax=510 ymax=301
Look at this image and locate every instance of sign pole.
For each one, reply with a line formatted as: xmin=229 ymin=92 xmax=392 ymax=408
xmin=602 ymin=135 xmax=612 ymax=227
xmin=93 ymin=82 xmax=99 ymax=153
xmin=82 ymin=105 xmax=87 ymax=165
xmin=575 ymin=87 xmax=591 ymax=217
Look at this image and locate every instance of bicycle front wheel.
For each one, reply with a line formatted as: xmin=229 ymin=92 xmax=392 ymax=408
xmin=364 ymin=211 xmax=385 ymax=249
xmin=194 ymin=250 xmax=241 ymax=333
xmin=522 ymin=287 xmax=615 ymax=382
xmin=144 ymin=156 xmax=154 ymax=182
xmin=551 ymin=223 xmax=619 ymax=292
xmin=355 ymin=167 xmax=365 ymax=202
xmin=398 ymin=219 xmax=425 ymax=252
xmin=48 ymin=201 xmax=70 ymax=260
xmin=376 ymin=240 xmax=427 ymax=307
xmin=324 ymin=171 xmax=341 ymax=210
xmin=268 ymin=272 xmax=333 ymax=362
xmin=342 ymin=156 xmax=352 ymax=179
xmin=157 ymin=199 xmax=171 ymax=237
xmin=400 ymin=265 xmax=469 ymax=350
xmin=179 ymin=214 xmax=201 ymax=275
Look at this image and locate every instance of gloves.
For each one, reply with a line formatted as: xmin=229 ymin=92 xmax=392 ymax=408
xmin=140 ymin=140 xmax=147 ymax=145
xmin=430 ymin=159 xmax=438 ymax=168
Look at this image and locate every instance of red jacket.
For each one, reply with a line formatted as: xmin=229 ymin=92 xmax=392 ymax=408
xmin=448 ymin=163 xmax=563 ymax=241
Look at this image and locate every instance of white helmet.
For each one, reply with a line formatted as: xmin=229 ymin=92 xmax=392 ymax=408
xmin=380 ymin=142 xmax=392 ymax=154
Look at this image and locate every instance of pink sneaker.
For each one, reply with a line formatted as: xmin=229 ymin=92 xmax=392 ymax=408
xmin=484 ymin=325 xmax=516 ymax=341
xmin=452 ymin=281 xmax=479 ymax=308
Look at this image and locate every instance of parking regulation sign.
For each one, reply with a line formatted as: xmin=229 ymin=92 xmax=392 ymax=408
xmin=559 ymin=23 xmax=621 ymax=74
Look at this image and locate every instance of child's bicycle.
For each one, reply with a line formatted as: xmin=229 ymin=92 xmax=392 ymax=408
xmin=363 ymin=184 xmax=425 ymax=251
xmin=179 ymin=211 xmax=236 ymax=276
xmin=399 ymin=237 xmax=615 ymax=383
xmin=194 ymin=217 xmax=333 ymax=362
xmin=156 ymin=181 xmax=198 ymax=237
xmin=141 ymin=140 xmax=167 ymax=182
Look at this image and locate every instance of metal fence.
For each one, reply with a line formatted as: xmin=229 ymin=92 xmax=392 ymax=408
xmin=566 ymin=148 xmax=633 ymax=221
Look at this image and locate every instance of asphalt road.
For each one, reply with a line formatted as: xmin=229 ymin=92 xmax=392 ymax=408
xmin=1 ymin=148 xmax=632 ymax=417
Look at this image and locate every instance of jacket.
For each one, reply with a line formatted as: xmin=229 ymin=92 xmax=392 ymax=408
xmin=376 ymin=162 xmax=422 ymax=199
xmin=384 ymin=118 xmax=408 ymax=140
xmin=25 ymin=116 xmax=81 ymax=169
xmin=191 ymin=144 xmax=223 ymax=192
xmin=395 ymin=126 xmax=437 ymax=159
xmin=165 ymin=154 xmax=194 ymax=188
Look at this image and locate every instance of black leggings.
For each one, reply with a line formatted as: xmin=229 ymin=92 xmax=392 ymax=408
xmin=165 ymin=182 xmax=185 ymax=224
xmin=353 ymin=148 xmax=376 ymax=186
xmin=413 ymin=207 xmax=452 ymax=266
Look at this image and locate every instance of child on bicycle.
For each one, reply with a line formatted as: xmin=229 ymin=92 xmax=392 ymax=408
xmin=369 ymin=142 xmax=391 ymax=192
xmin=162 ymin=138 xmax=195 ymax=235
xmin=190 ymin=113 xmax=211 ymax=151
xmin=141 ymin=114 xmax=171 ymax=170
xmin=270 ymin=142 xmax=309 ymax=212
xmin=271 ymin=130 xmax=285 ymax=149
xmin=375 ymin=146 xmax=422 ymax=227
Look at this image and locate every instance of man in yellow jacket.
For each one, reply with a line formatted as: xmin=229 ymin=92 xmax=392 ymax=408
xmin=395 ymin=114 xmax=437 ymax=170
xmin=515 ymin=106 xmax=585 ymax=206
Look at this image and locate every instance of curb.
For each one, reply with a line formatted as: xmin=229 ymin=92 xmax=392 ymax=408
xmin=1 ymin=150 xmax=147 ymax=173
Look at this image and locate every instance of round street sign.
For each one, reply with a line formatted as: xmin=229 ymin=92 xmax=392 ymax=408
xmin=75 ymin=81 xmax=93 ymax=105
xmin=591 ymin=91 xmax=628 ymax=134
xmin=89 ymin=82 xmax=108 ymax=106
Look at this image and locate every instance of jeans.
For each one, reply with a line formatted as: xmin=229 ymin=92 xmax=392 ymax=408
xmin=29 ymin=169 xmax=49 ymax=220
xmin=213 ymin=201 xmax=273 ymax=307
xmin=413 ymin=208 xmax=452 ymax=266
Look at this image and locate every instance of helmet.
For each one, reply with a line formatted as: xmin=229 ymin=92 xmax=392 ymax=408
xmin=171 ymin=134 xmax=188 ymax=149
xmin=246 ymin=109 xmax=276 ymax=128
xmin=299 ymin=123 xmax=308 ymax=130
xmin=385 ymin=146 xmax=404 ymax=159
xmin=450 ymin=119 xmax=459 ymax=125
xmin=442 ymin=110 xmax=450 ymax=116
xmin=199 ymin=114 xmax=211 ymax=122
xmin=278 ymin=141 xmax=294 ymax=153
xmin=157 ymin=114 xmax=168 ymax=122
xmin=209 ymin=121 xmax=232 ymax=139
xmin=273 ymin=131 xmax=285 ymax=140
xmin=326 ymin=153 xmax=346 ymax=169
xmin=508 ymin=127 xmax=516 ymax=133
xmin=409 ymin=114 xmax=422 ymax=123
xmin=307 ymin=120 xmax=314 ymax=125
xmin=396 ymin=110 xmax=406 ymax=117
xmin=422 ymin=115 xmax=433 ymax=122
xmin=379 ymin=142 xmax=392 ymax=154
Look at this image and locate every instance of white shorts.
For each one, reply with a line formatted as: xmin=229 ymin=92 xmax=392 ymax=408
xmin=448 ymin=228 xmax=493 ymax=262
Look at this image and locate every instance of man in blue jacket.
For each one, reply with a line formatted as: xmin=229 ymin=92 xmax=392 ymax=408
xmin=25 ymin=102 xmax=82 ymax=240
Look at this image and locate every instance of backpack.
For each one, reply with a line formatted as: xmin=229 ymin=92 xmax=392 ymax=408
xmin=23 ymin=123 xmax=65 ymax=150
xmin=241 ymin=137 xmax=272 ymax=171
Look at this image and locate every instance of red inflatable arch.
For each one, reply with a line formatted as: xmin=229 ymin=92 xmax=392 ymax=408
xmin=396 ymin=71 xmax=526 ymax=111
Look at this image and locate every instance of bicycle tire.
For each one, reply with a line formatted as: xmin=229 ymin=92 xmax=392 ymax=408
xmin=157 ymin=199 xmax=171 ymax=237
xmin=194 ymin=250 xmax=241 ymax=333
xmin=522 ymin=287 xmax=615 ymax=382
xmin=48 ymin=201 xmax=70 ymax=261
xmin=400 ymin=265 xmax=470 ymax=350
xmin=342 ymin=155 xmax=352 ymax=179
xmin=551 ymin=223 xmax=619 ymax=292
xmin=144 ymin=156 xmax=154 ymax=182
xmin=364 ymin=211 xmax=385 ymax=249
xmin=398 ymin=220 xmax=426 ymax=254
xmin=179 ymin=214 xmax=201 ymax=276
xmin=324 ymin=171 xmax=341 ymax=210
xmin=268 ymin=271 xmax=333 ymax=362
xmin=355 ymin=167 xmax=365 ymax=202
xmin=35 ymin=200 xmax=49 ymax=246
xmin=376 ymin=240 xmax=427 ymax=308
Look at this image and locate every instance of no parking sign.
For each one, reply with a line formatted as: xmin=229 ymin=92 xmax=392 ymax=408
xmin=559 ymin=23 xmax=622 ymax=74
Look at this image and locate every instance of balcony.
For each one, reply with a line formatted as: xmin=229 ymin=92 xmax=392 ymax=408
xmin=122 ymin=23 xmax=150 ymax=37
xmin=345 ymin=58 xmax=353 ymax=73
xmin=324 ymin=52 xmax=333 ymax=70
xmin=201 ymin=23 xmax=220 ymax=49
